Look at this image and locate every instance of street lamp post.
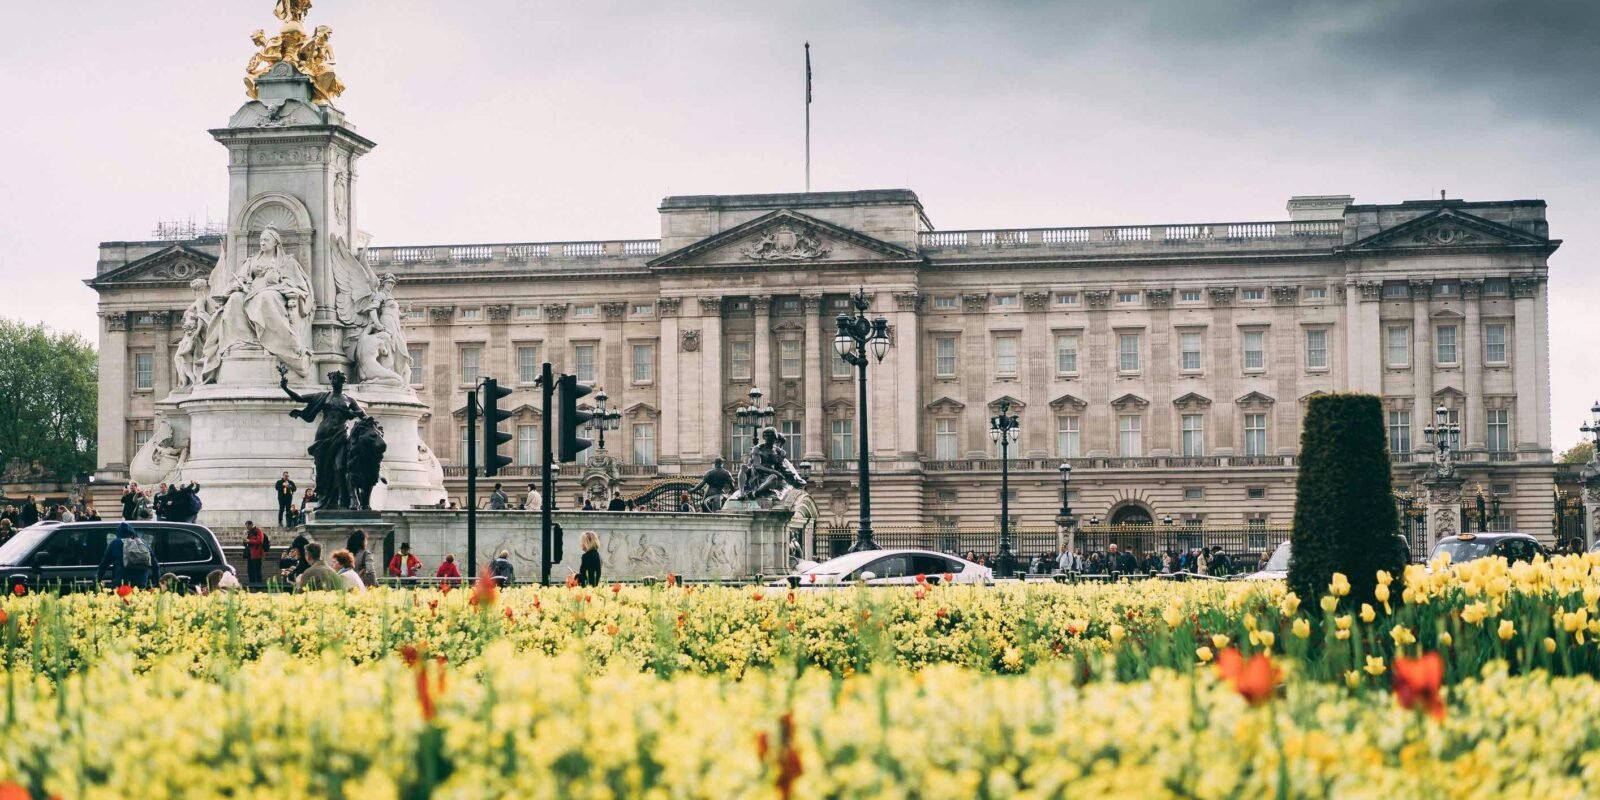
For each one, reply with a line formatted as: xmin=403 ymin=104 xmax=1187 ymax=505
xmin=1056 ymin=462 xmax=1075 ymax=564
xmin=734 ymin=387 xmax=776 ymax=455
xmin=1580 ymin=400 xmax=1600 ymax=458
xmin=989 ymin=399 xmax=1021 ymax=577
xmin=1057 ymin=463 xmax=1073 ymax=517
xmin=1422 ymin=404 xmax=1461 ymax=478
xmin=588 ymin=388 xmax=622 ymax=451
xmin=834 ymin=289 xmax=891 ymax=552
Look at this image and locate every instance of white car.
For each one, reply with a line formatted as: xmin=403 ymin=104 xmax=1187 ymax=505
xmin=1243 ymin=534 xmax=1416 ymax=581
xmin=780 ymin=549 xmax=993 ymax=587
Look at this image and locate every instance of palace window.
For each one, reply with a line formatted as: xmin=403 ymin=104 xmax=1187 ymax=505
xmin=779 ymin=339 xmax=802 ymax=379
xmin=779 ymin=418 xmax=803 ymax=461
xmin=995 ymin=336 xmax=1018 ymax=377
xmin=458 ymin=346 xmax=481 ymax=385
xmin=407 ymin=308 xmax=427 ymax=321
xmin=1056 ymin=334 xmax=1079 ymax=374
xmin=933 ymin=296 xmax=958 ymax=310
xmin=1243 ymin=413 xmax=1267 ymax=456
xmin=1487 ymin=409 xmax=1511 ymax=453
xmin=572 ymin=304 xmax=596 ymax=319
xmin=1388 ymin=410 xmax=1411 ymax=453
xmin=1183 ymin=487 xmax=1204 ymax=501
xmin=934 ymin=336 xmax=958 ymax=378
xmin=731 ymin=424 xmax=752 ymax=462
xmin=830 ymin=419 xmax=854 ymax=460
xmin=1483 ymin=279 xmax=1509 ymax=295
xmin=729 ymin=339 xmax=752 ymax=381
xmin=408 ymin=347 xmax=424 ymax=386
xmin=1117 ymin=334 xmax=1141 ymax=373
xmin=934 ymin=418 xmax=958 ymax=460
xmin=631 ymin=303 xmax=654 ymax=317
xmin=516 ymin=345 xmax=540 ymax=384
xmin=1179 ymin=332 xmax=1203 ymax=371
xmin=573 ymin=344 xmax=596 ymax=384
xmin=832 ymin=347 xmax=853 ymax=378
xmin=1436 ymin=325 xmax=1459 ymax=365
xmin=1057 ymin=415 xmax=1080 ymax=458
xmin=1305 ymin=287 xmax=1328 ymax=300
xmin=517 ymin=425 xmax=539 ymax=466
xmin=1386 ymin=326 xmax=1410 ymax=368
xmin=1485 ymin=324 xmax=1508 ymax=364
xmin=1305 ymin=329 xmax=1328 ymax=370
xmin=1242 ymin=330 xmax=1265 ymax=371
xmin=632 ymin=343 xmax=654 ymax=383
xmin=133 ymin=352 xmax=153 ymax=390
xmin=1247 ymin=486 xmax=1266 ymax=500
xmin=1241 ymin=288 xmax=1265 ymax=301
xmin=1181 ymin=414 xmax=1204 ymax=457
xmin=994 ymin=295 xmax=1018 ymax=308
xmin=632 ymin=423 xmax=655 ymax=465
xmin=1117 ymin=291 xmax=1140 ymax=304
xmin=1054 ymin=292 xmax=1078 ymax=306
xmin=1117 ymin=415 xmax=1142 ymax=457
xmin=133 ymin=428 xmax=152 ymax=449
xmin=1179 ymin=289 xmax=1203 ymax=303
xmin=516 ymin=306 xmax=539 ymax=319
xmin=459 ymin=308 xmax=482 ymax=321
xmin=1382 ymin=283 xmax=1409 ymax=299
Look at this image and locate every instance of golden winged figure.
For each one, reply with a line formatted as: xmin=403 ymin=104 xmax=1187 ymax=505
xmin=275 ymin=0 xmax=312 ymax=23
xmin=243 ymin=0 xmax=344 ymax=105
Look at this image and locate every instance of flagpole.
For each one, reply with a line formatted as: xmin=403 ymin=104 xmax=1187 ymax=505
xmin=805 ymin=41 xmax=811 ymax=193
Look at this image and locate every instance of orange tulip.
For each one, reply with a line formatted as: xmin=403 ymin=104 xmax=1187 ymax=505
xmin=1214 ymin=647 xmax=1279 ymax=706
xmin=1392 ymin=651 xmax=1446 ymax=720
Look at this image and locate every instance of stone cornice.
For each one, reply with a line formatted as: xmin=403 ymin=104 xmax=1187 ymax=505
xmin=428 ymin=306 xmax=455 ymax=324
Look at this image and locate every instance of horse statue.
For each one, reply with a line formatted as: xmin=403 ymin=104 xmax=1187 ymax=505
xmin=343 ymin=416 xmax=387 ymax=511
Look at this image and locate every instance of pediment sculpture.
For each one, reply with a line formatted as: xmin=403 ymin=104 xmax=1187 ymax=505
xmin=741 ymin=223 xmax=831 ymax=261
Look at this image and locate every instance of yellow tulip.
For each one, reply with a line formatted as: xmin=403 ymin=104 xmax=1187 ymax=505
xmin=1336 ymin=629 xmax=1350 ymax=641
xmin=1336 ymin=615 xmax=1352 ymax=631
xmin=1498 ymin=620 xmax=1516 ymax=641
xmin=1251 ymin=630 xmax=1276 ymax=651
xmin=1330 ymin=573 xmax=1351 ymax=597
xmin=1360 ymin=604 xmax=1376 ymax=624
xmin=1292 ymin=618 xmax=1311 ymax=639
xmin=1389 ymin=624 xmax=1416 ymax=647
xmin=1196 ymin=646 xmax=1214 ymax=663
xmin=1438 ymin=632 xmax=1453 ymax=647
xmin=1345 ymin=669 xmax=1362 ymax=689
xmin=1211 ymin=634 xmax=1230 ymax=650
xmin=1363 ymin=655 xmax=1385 ymax=676
xmin=1375 ymin=570 xmax=1393 ymax=586
xmin=1320 ymin=595 xmax=1339 ymax=614
xmin=1109 ymin=624 xmax=1126 ymax=644
xmin=1161 ymin=603 xmax=1183 ymax=628
xmin=1462 ymin=602 xmax=1488 ymax=625
xmin=1545 ymin=637 xmax=1558 ymax=654
xmin=1280 ymin=592 xmax=1301 ymax=617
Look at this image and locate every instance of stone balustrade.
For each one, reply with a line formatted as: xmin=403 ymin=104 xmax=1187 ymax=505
xmin=919 ymin=220 xmax=1342 ymax=251
xmin=366 ymin=239 xmax=662 ymax=269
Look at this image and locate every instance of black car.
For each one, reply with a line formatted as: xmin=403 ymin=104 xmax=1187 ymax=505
xmin=1429 ymin=532 xmax=1547 ymax=566
xmin=1 ymin=521 xmax=232 ymax=592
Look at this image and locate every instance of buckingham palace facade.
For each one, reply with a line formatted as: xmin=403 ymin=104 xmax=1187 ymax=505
xmin=89 ymin=189 xmax=1558 ymax=534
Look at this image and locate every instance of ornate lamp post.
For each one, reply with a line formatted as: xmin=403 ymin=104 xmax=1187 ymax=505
xmin=834 ymin=289 xmax=891 ymax=552
xmin=1056 ymin=462 xmax=1076 ymax=565
xmin=1422 ymin=404 xmax=1461 ymax=478
xmin=1419 ymin=404 xmax=1464 ymax=551
xmin=1581 ymin=402 xmax=1600 ymax=550
xmin=988 ymin=399 xmax=1021 ymax=577
xmin=1057 ymin=463 xmax=1073 ymax=517
xmin=588 ymin=388 xmax=622 ymax=451
xmin=733 ymin=386 xmax=776 ymax=457
xmin=1581 ymin=401 xmax=1600 ymax=457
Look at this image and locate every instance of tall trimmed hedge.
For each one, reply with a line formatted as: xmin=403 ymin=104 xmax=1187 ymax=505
xmin=1288 ymin=393 xmax=1408 ymax=608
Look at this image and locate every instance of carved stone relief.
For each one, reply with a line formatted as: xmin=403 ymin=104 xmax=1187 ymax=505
xmin=1271 ymin=286 xmax=1299 ymax=305
xmin=1412 ymin=226 xmax=1480 ymax=246
xmin=544 ymin=304 xmax=569 ymax=322
xmin=893 ymin=292 xmax=923 ymax=312
xmin=740 ymin=223 xmax=830 ymax=261
xmin=699 ymin=297 xmax=723 ymax=316
xmin=1145 ymin=289 xmax=1173 ymax=308
xmin=657 ymin=297 xmax=682 ymax=317
xmin=428 ymin=306 xmax=455 ymax=324
xmin=1022 ymin=291 xmax=1050 ymax=311
xmin=1084 ymin=290 xmax=1111 ymax=309
xmin=486 ymin=304 xmax=512 ymax=322
xmin=601 ymin=302 xmax=627 ymax=321
xmin=1206 ymin=287 xmax=1235 ymax=307
xmin=961 ymin=293 xmax=989 ymax=313
xmin=681 ymin=329 xmax=702 ymax=352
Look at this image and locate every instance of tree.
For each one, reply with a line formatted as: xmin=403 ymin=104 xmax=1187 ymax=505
xmin=1558 ymin=442 xmax=1594 ymax=464
xmin=0 ymin=319 xmax=98 ymax=481
xmin=1288 ymin=393 xmax=1407 ymax=610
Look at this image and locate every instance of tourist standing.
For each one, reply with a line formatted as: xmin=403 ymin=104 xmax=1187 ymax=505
xmin=388 ymin=542 xmax=421 ymax=581
xmin=275 ymin=472 xmax=297 ymax=528
xmin=244 ymin=520 xmax=270 ymax=586
xmin=294 ymin=542 xmax=343 ymax=592
xmin=96 ymin=522 xmax=158 ymax=589
xmin=578 ymin=530 xmax=602 ymax=587
xmin=607 ymin=491 xmax=626 ymax=511
xmin=152 ymin=483 xmax=173 ymax=521
xmin=524 ymin=483 xmax=541 ymax=511
xmin=435 ymin=554 xmax=461 ymax=589
xmin=488 ymin=549 xmax=515 ymax=586
xmin=347 ymin=530 xmax=377 ymax=587
xmin=489 ymin=483 xmax=509 ymax=510
xmin=58 ymin=505 xmax=76 ymax=523
xmin=330 ymin=549 xmax=366 ymax=593
xmin=119 ymin=484 xmax=140 ymax=522
xmin=677 ymin=492 xmax=693 ymax=513
xmin=279 ymin=545 xmax=305 ymax=584
xmin=19 ymin=496 xmax=39 ymax=528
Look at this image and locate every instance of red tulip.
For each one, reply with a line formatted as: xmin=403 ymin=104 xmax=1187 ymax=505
xmin=565 ymin=574 xmax=579 ymax=588
xmin=915 ymin=573 xmax=927 ymax=584
xmin=611 ymin=583 xmax=622 ymax=594
xmin=1215 ymin=648 xmax=1279 ymax=706
xmin=0 ymin=609 xmax=8 ymax=626
xmin=1393 ymin=651 xmax=1446 ymax=720
xmin=11 ymin=584 xmax=24 ymax=597
xmin=115 ymin=584 xmax=133 ymax=598
xmin=469 ymin=570 xmax=497 ymax=608
xmin=0 ymin=782 xmax=30 ymax=800
xmin=751 ymin=591 xmax=764 ymax=601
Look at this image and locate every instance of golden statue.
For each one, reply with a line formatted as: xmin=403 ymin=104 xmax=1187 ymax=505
xmin=242 ymin=1 xmax=343 ymax=105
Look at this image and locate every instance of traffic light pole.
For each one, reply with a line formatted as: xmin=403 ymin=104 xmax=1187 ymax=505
xmin=540 ymin=362 xmax=555 ymax=586
xmin=466 ymin=388 xmax=478 ymax=579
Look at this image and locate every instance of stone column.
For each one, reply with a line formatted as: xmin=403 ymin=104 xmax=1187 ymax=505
xmin=1350 ymin=281 xmax=1383 ymax=394
xmin=1422 ymin=473 xmax=1464 ymax=554
xmin=894 ymin=291 xmax=924 ymax=459
xmin=802 ymin=294 xmax=825 ymax=461
xmin=97 ymin=312 xmax=130 ymax=472
xmin=699 ymin=296 xmax=724 ymax=460
xmin=602 ymin=302 xmax=628 ymax=399
xmin=1461 ymin=280 xmax=1484 ymax=450
xmin=1410 ymin=281 xmax=1434 ymax=455
xmin=867 ymin=292 xmax=896 ymax=458
xmin=752 ymin=295 xmax=772 ymax=393
xmin=151 ymin=311 xmax=174 ymax=398
xmin=1512 ymin=278 xmax=1539 ymax=448
xmin=657 ymin=297 xmax=682 ymax=463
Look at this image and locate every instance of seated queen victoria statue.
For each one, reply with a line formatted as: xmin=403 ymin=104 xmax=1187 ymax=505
xmin=204 ymin=226 xmax=314 ymax=378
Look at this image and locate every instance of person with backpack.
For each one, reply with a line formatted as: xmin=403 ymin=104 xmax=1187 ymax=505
xmin=96 ymin=522 xmax=159 ymax=589
xmin=488 ymin=549 xmax=515 ymax=587
xmin=244 ymin=521 xmax=270 ymax=587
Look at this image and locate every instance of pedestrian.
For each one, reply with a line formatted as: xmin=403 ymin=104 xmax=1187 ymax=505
xmin=285 ymin=504 xmax=304 ymax=527
xmin=244 ymin=520 xmax=270 ymax=586
xmin=676 ymin=492 xmax=693 ymax=513
xmin=279 ymin=545 xmax=304 ymax=584
xmin=489 ymin=483 xmax=509 ymax=510
xmin=152 ymin=483 xmax=172 ymax=521
xmin=435 ymin=553 xmax=461 ymax=589
xmin=294 ymin=542 xmax=343 ymax=592
xmin=176 ymin=481 xmax=203 ymax=523
xmin=578 ymin=530 xmax=602 ymax=587
xmin=607 ymin=491 xmax=626 ymax=512
xmin=274 ymin=472 xmax=297 ymax=528
xmin=346 ymin=530 xmax=377 ymax=587
xmin=0 ymin=519 xmax=13 ymax=545
xmin=96 ymin=522 xmax=158 ymax=589
xmin=524 ymin=483 xmax=541 ymax=511
xmin=58 ymin=504 xmax=76 ymax=523
xmin=580 ymin=494 xmax=594 ymax=511
xmin=488 ymin=549 xmax=515 ymax=586
xmin=388 ymin=542 xmax=422 ymax=580
xmin=81 ymin=503 xmax=101 ymax=522
xmin=330 ymin=549 xmax=366 ymax=593
xmin=119 ymin=484 xmax=140 ymax=521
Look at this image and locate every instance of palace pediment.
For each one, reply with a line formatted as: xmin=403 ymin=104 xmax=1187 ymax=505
xmin=1346 ymin=208 xmax=1550 ymax=252
xmin=649 ymin=209 xmax=923 ymax=270
xmin=88 ymin=245 xmax=218 ymax=287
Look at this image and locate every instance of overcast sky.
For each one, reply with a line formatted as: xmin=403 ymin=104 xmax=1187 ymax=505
xmin=1 ymin=0 xmax=1594 ymax=451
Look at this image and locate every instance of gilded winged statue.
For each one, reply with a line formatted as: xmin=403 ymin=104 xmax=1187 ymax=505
xmin=243 ymin=0 xmax=344 ymax=105
xmin=275 ymin=0 xmax=312 ymax=23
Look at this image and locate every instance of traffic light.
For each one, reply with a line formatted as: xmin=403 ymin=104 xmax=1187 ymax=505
xmin=557 ymin=374 xmax=593 ymax=462
xmin=551 ymin=522 xmax=564 ymax=563
xmin=481 ymin=377 xmax=514 ymax=476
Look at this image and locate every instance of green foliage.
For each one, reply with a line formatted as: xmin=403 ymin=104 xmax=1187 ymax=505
xmin=1289 ymin=394 xmax=1406 ymax=608
xmin=0 ymin=319 xmax=98 ymax=480
xmin=1558 ymin=441 xmax=1594 ymax=464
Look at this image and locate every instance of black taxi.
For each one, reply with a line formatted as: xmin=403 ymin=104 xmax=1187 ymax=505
xmin=1 ymin=521 xmax=232 ymax=592
xmin=1429 ymin=532 xmax=1547 ymax=566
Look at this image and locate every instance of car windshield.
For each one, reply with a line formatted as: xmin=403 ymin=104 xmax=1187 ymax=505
xmin=1432 ymin=540 xmax=1494 ymax=563
xmin=0 ymin=528 xmax=53 ymax=565
xmin=1264 ymin=542 xmax=1292 ymax=573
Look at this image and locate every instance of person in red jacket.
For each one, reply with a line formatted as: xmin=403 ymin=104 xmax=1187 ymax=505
xmin=434 ymin=553 xmax=461 ymax=589
xmin=388 ymin=542 xmax=422 ymax=580
xmin=244 ymin=521 xmax=270 ymax=587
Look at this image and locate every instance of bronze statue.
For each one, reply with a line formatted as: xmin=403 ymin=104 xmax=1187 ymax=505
xmin=691 ymin=457 xmax=735 ymax=512
xmin=730 ymin=427 xmax=806 ymax=502
xmin=279 ymin=365 xmax=365 ymax=509
xmin=343 ymin=416 xmax=387 ymax=511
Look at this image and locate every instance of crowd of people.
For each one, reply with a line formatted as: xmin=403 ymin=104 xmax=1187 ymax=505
xmin=1 ymin=496 xmax=102 ymax=541
xmin=118 ymin=481 xmax=203 ymax=523
xmin=944 ymin=543 xmax=1250 ymax=577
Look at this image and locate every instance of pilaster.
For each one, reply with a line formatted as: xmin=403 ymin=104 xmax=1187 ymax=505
xmin=894 ymin=291 xmax=923 ymax=459
xmin=752 ymin=295 xmax=772 ymax=392
xmin=1422 ymin=474 xmax=1464 ymax=554
xmin=1512 ymin=277 xmax=1539 ymax=448
xmin=802 ymin=294 xmax=825 ymax=461
xmin=97 ymin=312 xmax=130 ymax=472
xmin=1410 ymin=281 xmax=1434 ymax=454
xmin=658 ymin=297 xmax=682 ymax=462
xmin=1461 ymin=280 xmax=1483 ymax=450
xmin=699 ymin=296 xmax=724 ymax=459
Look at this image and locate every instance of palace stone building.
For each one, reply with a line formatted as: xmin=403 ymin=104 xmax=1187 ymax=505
xmin=90 ymin=189 xmax=1557 ymax=539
